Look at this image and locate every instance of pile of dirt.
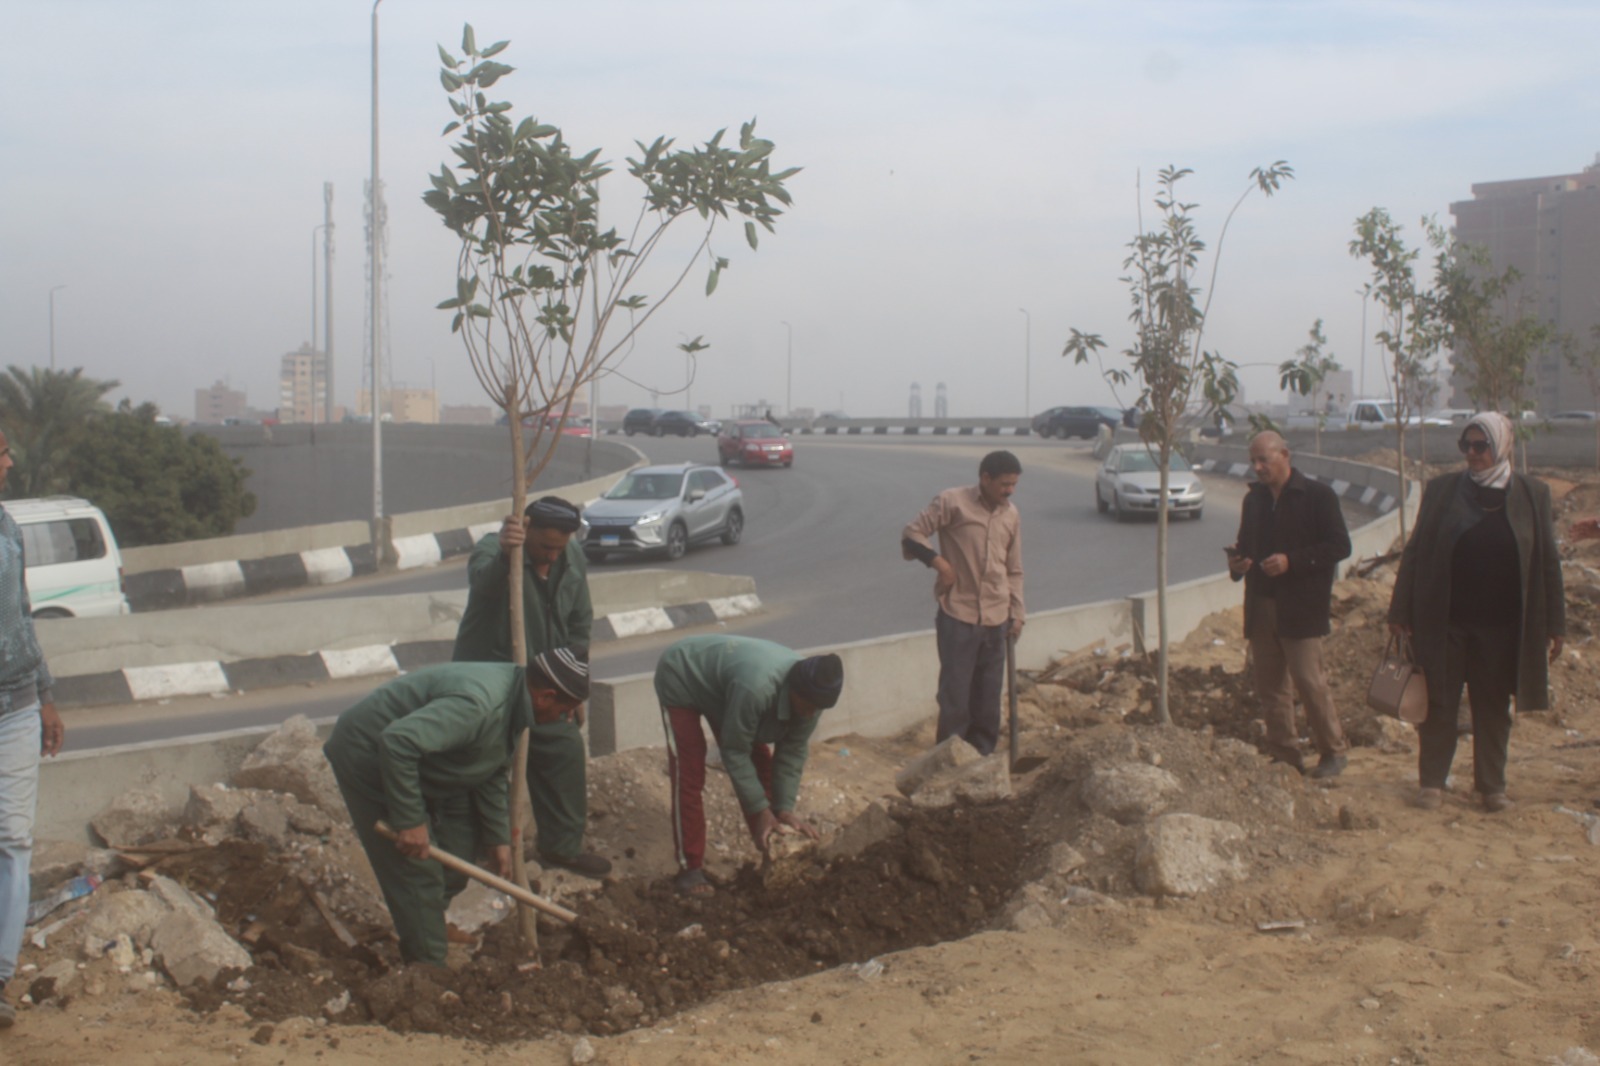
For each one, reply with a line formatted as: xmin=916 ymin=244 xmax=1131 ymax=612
xmin=167 ymin=797 xmax=1032 ymax=1043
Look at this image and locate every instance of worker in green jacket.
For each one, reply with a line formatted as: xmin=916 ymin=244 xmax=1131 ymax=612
xmin=655 ymin=635 xmax=845 ymax=898
xmin=323 ymin=646 xmax=590 ymax=966
xmin=452 ymin=496 xmax=609 ymax=878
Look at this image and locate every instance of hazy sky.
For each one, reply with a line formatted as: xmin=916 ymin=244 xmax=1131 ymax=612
xmin=3 ymin=1 xmax=1597 ymax=421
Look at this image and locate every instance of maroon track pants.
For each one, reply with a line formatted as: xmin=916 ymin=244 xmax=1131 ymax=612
xmin=662 ymin=705 xmax=774 ymax=871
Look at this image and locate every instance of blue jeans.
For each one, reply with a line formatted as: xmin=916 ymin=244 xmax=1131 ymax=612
xmin=0 ymin=701 xmax=41 ymax=983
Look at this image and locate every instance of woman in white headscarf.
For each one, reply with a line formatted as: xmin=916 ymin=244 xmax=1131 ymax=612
xmin=1388 ymin=412 xmax=1564 ymax=813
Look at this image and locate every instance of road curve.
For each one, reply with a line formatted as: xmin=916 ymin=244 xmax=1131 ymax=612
xmin=69 ymin=436 xmax=1260 ymax=748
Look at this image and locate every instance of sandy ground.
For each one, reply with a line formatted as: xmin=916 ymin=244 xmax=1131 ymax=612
xmin=10 ymin=466 xmax=1600 ymax=1065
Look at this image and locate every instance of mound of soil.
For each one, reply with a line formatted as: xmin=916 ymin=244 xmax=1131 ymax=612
xmin=171 ymin=799 xmax=1031 ymax=1043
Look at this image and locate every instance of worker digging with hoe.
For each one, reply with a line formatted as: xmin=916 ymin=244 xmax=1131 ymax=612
xmin=323 ymin=646 xmax=589 ymax=967
xmin=452 ymin=496 xmax=610 ymax=878
xmin=655 ymin=634 xmax=845 ymax=898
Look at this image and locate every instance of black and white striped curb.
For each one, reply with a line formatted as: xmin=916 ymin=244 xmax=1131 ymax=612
xmin=53 ymin=591 xmax=762 ymax=708
xmin=1193 ymin=459 xmax=1400 ymax=513
xmin=124 ymin=521 xmax=506 ymax=613
xmin=788 ymin=425 xmax=1032 ymax=436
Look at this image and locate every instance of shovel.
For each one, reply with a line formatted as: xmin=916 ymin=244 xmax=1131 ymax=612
xmin=374 ymin=821 xmax=578 ymax=924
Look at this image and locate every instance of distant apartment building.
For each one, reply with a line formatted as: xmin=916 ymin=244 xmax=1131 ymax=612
xmin=1449 ymin=156 xmax=1600 ymax=412
xmin=194 ymin=379 xmax=247 ymax=423
xmin=277 ymin=343 xmax=328 ymax=423
xmin=440 ymin=403 xmax=495 ymax=426
xmin=357 ymin=387 xmax=439 ymax=423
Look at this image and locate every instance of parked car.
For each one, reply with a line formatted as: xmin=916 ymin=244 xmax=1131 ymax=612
xmin=622 ymin=407 xmax=663 ymax=436
xmin=1094 ymin=445 xmax=1205 ymax=521
xmin=717 ymin=420 xmax=793 ymax=467
xmin=581 ymin=463 xmax=743 ymax=562
xmin=1038 ymin=405 xmax=1123 ymax=439
xmin=652 ymin=410 xmax=722 ymax=437
xmin=1550 ymin=410 xmax=1598 ymax=421
xmin=1030 ymin=406 xmax=1071 ymax=436
xmin=8 ymin=496 xmax=130 ymax=617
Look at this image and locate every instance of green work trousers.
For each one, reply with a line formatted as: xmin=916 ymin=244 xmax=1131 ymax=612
xmin=328 ymin=757 xmax=485 ymax=966
xmin=528 ymin=719 xmax=587 ymax=862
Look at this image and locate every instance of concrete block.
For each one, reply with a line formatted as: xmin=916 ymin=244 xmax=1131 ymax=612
xmin=908 ymin=753 xmax=1013 ymax=809
xmin=123 ymin=569 xmax=186 ymax=612
xmin=90 ymin=784 xmax=179 ymax=847
xmin=223 ymin=654 xmax=330 ymax=691
xmin=1133 ymin=813 xmax=1247 ymax=897
xmin=391 ymin=640 xmax=455 ymax=671
xmin=153 ymin=903 xmax=252 ymax=987
xmin=82 ymin=889 xmax=171 ymax=953
xmin=895 ymin=736 xmax=981 ymax=797
xmin=53 ymin=671 xmax=133 ymax=708
xmin=125 ymin=662 xmax=230 ymax=701
xmin=321 ymin=645 xmax=400 ymax=679
xmin=434 ymin=527 xmax=475 ymax=558
xmin=1080 ymin=763 xmax=1184 ymax=825
xmin=240 ymin=553 xmax=309 ymax=596
xmin=301 ymin=546 xmax=354 ymax=585
xmin=232 ymin=714 xmax=343 ymax=815
xmin=181 ymin=560 xmax=247 ymax=601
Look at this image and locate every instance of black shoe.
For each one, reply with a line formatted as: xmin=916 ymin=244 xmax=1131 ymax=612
xmin=539 ymin=851 xmax=612 ymax=878
xmin=0 ymin=979 xmax=13 ymax=1029
xmin=1309 ymin=754 xmax=1348 ymax=780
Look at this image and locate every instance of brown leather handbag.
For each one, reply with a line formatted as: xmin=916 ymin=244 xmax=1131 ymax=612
xmin=1367 ymin=634 xmax=1428 ymax=724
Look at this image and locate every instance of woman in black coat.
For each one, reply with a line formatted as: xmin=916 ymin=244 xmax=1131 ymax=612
xmin=1387 ymin=412 xmax=1564 ymax=813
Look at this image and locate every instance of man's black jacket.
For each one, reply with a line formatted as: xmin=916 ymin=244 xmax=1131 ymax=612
xmin=1232 ymin=468 xmax=1351 ymax=639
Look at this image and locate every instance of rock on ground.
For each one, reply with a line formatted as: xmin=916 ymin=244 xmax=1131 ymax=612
xmin=907 ymin=753 xmax=1014 ymax=809
xmin=1079 ymin=763 xmax=1183 ymax=825
xmin=895 ymin=736 xmax=981 ymax=796
xmin=90 ymin=784 xmax=178 ymax=848
xmin=232 ymin=714 xmax=343 ymax=815
xmin=1133 ymin=813 xmax=1247 ymax=897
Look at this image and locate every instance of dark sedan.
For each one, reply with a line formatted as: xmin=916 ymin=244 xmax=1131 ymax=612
xmin=653 ymin=410 xmax=723 ymax=437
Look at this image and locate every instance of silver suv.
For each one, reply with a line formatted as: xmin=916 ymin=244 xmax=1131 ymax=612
xmin=581 ymin=463 xmax=744 ymax=562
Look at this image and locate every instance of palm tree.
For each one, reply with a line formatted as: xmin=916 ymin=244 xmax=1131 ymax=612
xmin=0 ymin=365 xmax=120 ymax=497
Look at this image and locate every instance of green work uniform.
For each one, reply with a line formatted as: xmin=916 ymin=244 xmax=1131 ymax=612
xmin=452 ymin=533 xmax=593 ymax=862
xmin=653 ymin=635 xmax=820 ymax=815
xmin=323 ymin=662 xmax=532 ymax=965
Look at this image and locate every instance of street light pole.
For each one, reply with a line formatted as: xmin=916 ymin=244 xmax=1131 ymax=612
xmin=1018 ymin=307 xmax=1031 ymax=417
xmin=48 ymin=285 xmax=67 ymax=370
xmin=311 ymin=224 xmax=325 ymax=422
xmin=370 ymin=0 xmax=385 ymax=527
xmin=781 ymin=321 xmax=792 ymax=416
xmin=1357 ymin=285 xmax=1370 ymax=398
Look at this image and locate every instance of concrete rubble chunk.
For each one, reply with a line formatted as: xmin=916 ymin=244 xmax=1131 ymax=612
xmin=184 ymin=783 xmax=260 ymax=838
xmin=1080 ymin=763 xmax=1183 ymax=825
xmin=90 ymin=784 xmax=179 ymax=848
xmin=232 ymin=714 xmax=343 ymax=815
xmin=81 ymin=889 xmax=173 ymax=955
xmin=239 ymin=799 xmax=293 ymax=849
xmin=895 ymin=736 xmax=981 ymax=797
xmin=818 ymin=801 xmax=901 ymax=862
xmin=1134 ymin=813 xmax=1248 ymax=897
xmin=152 ymin=904 xmax=253 ymax=987
xmin=1041 ymin=842 xmax=1087 ymax=878
xmin=29 ymin=839 xmax=124 ymax=897
xmin=146 ymin=873 xmax=216 ymax=919
xmin=445 ymin=881 xmax=511 ymax=934
xmin=907 ymin=753 xmax=1013 ymax=810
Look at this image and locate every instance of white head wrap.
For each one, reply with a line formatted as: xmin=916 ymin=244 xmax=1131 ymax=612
xmin=1461 ymin=411 xmax=1513 ymax=490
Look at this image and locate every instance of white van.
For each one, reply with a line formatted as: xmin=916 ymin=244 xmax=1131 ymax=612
xmin=5 ymin=497 xmax=129 ymax=618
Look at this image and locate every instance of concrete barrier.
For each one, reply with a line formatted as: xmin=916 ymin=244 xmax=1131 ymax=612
xmin=41 ymin=570 xmax=761 ymax=707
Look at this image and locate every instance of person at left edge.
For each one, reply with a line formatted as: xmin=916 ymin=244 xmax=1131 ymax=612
xmin=0 ymin=427 xmax=65 ymax=1030
xmin=451 ymin=495 xmax=610 ymax=878
xmin=322 ymin=647 xmax=589 ymax=967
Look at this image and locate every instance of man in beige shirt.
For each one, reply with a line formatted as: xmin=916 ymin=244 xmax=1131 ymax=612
xmin=901 ymin=450 xmax=1025 ymax=754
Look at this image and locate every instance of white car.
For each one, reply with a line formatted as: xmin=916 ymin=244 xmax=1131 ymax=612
xmin=1094 ymin=445 xmax=1205 ymax=521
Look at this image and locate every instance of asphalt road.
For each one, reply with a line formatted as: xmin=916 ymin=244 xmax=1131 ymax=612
xmin=66 ymin=436 xmax=1272 ymax=749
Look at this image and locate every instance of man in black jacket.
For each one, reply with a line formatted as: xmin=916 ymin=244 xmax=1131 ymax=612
xmin=1228 ymin=431 xmax=1352 ymax=778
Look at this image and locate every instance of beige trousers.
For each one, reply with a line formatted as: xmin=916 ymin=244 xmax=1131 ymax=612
xmin=1248 ymin=596 xmax=1348 ymax=759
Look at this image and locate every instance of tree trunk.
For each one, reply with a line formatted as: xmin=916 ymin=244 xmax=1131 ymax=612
xmin=503 ymin=385 xmax=539 ymax=953
xmin=1154 ymin=445 xmax=1171 ymax=726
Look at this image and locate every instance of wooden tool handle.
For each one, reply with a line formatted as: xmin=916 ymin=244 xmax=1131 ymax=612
xmin=374 ymin=820 xmax=578 ymax=924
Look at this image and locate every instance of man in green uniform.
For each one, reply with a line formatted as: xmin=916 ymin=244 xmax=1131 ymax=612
xmin=655 ymin=635 xmax=845 ymax=897
xmin=323 ymin=646 xmax=590 ymax=966
xmin=452 ymin=495 xmax=609 ymax=878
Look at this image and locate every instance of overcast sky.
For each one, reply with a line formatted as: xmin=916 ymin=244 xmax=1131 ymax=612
xmin=3 ymin=1 xmax=1597 ymax=421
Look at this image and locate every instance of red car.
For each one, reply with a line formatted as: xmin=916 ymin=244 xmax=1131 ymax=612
xmin=717 ymin=420 xmax=794 ymax=468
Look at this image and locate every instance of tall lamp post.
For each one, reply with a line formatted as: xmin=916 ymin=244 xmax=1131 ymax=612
xmin=1018 ymin=307 xmax=1031 ymax=417
xmin=311 ymin=225 xmax=326 ymax=422
xmin=370 ymin=0 xmax=385 ymax=527
xmin=48 ymin=285 xmax=67 ymax=369
xmin=781 ymin=320 xmax=792 ymax=416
